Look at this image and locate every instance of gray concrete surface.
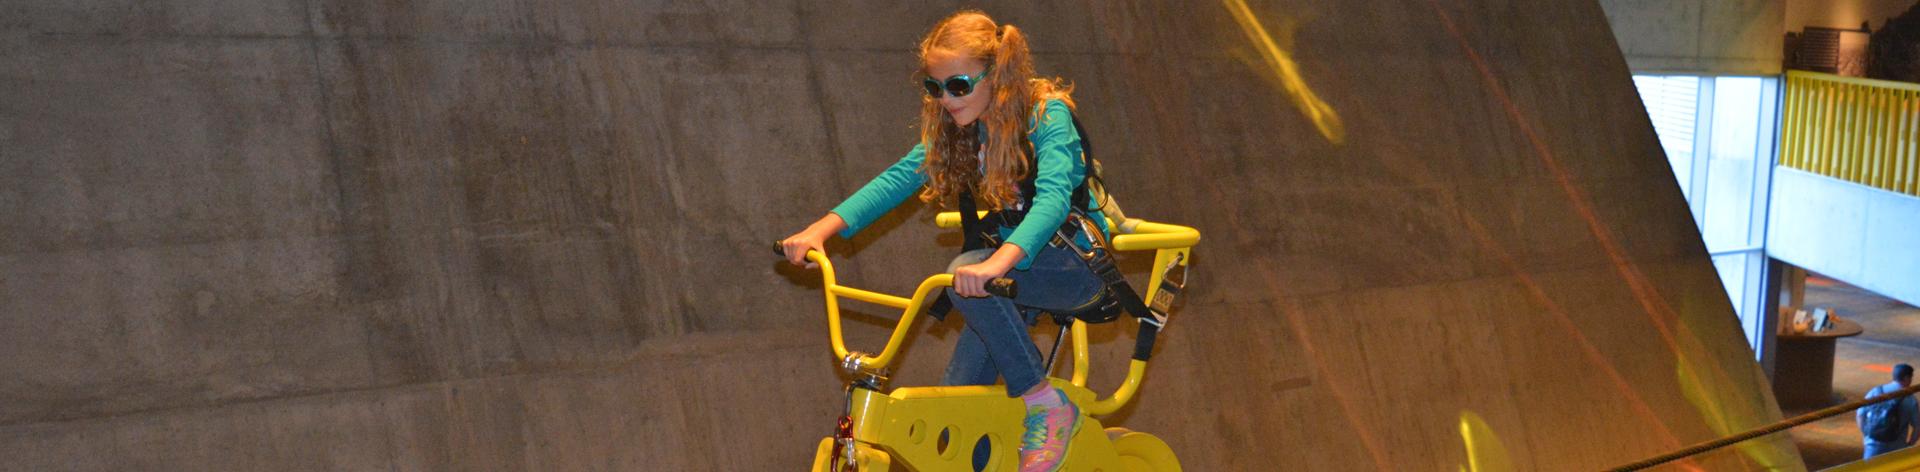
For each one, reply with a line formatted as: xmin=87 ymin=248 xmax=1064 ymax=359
xmin=0 ymin=1 xmax=1798 ymax=470
xmin=1769 ymin=168 xmax=1920 ymax=309
xmin=1599 ymin=0 xmax=1785 ymax=74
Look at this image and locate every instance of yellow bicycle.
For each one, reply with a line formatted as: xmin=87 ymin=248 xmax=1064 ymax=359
xmin=783 ymin=211 xmax=1198 ymax=471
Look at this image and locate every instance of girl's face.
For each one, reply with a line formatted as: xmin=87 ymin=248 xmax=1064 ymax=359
xmin=924 ymin=50 xmax=992 ymax=127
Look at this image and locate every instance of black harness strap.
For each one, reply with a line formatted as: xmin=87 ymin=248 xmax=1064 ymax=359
xmin=957 ymin=114 xmax=1094 ymax=252
xmin=1026 ymin=115 xmax=1095 ymax=214
xmin=931 ymin=112 xmax=1157 ymax=343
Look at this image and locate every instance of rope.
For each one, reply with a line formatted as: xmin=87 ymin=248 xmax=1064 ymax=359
xmin=1606 ymin=382 xmax=1920 ymax=471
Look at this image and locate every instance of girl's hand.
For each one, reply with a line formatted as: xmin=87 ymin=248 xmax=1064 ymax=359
xmin=953 ymin=244 xmax=1023 ymax=297
xmin=781 ymin=214 xmax=847 ymax=269
xmin=779 ymin=232 xmax=828 ymax=268
xmin=952 ymin=260 xmax=1013 ymax=298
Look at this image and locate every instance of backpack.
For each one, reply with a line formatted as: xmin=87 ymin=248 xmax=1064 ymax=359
xmin=1863 ymin=387 xmax=1907 ymax=442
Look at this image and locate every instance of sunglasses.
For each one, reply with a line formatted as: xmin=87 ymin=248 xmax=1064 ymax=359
xmin=921 ymin=65 xmax=993 ymax=98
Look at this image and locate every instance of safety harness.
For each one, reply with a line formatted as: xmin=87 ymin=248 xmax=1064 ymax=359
xmin=928 ymin=113 xmax=1174 ymax=361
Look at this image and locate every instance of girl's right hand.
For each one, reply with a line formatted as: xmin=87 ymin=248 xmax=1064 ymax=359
xmin=781 ymin=214 xmax=848 ymax=269
xmin=779 ymin=232 xmax=827 ymax=268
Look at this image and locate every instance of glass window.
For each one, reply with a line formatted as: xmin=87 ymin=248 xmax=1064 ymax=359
xmin=1634 ymin=75 xmax=1700 ymax=200
xmin=1712 ymin=252 xmax=1753 ymax=342
xmin=1703 ymin=77 xmax=1764 ymax=252
xmin=1633 ymin=74 xmax=1780 ymax=360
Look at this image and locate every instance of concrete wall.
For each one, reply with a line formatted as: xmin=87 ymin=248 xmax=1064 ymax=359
xmin=1768 ymin=168 xmax=1920 ymax=307
xmin=1787 ymin=0 xmax=1916 ymax=31
xmin=1600 ymin=0 xmax=1786 ymax=74
xmin=0 ymin=1 xmax=1794 ymax=470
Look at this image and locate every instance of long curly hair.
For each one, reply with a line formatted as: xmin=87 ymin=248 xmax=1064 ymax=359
xmin=915 ymin=11 xmax=1075 ymax=210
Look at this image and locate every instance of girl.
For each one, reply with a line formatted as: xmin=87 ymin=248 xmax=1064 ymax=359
xmin=780 ymin=10 xmax=1107 ymax=472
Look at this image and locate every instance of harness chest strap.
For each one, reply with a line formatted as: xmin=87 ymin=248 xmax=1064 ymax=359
xmin=931 ymin=112 xmax=1181 ymax=360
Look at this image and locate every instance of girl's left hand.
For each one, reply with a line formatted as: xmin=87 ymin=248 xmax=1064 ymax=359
xmin=953 ymin=259 xmax=1014 ymax=298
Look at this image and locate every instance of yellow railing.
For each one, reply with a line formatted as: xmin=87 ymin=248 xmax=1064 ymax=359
xmin=1781 ymin=70 xmax=1920 ymax=196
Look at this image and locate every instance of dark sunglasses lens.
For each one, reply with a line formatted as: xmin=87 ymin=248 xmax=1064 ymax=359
xmin=945 ymin=78 xmax=973 ymax=97
xmin=922 ymin=79 xmax=943 ymax=97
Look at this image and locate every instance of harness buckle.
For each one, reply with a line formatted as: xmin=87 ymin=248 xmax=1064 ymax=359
xmin=1054 ymin=211 xmax=1109 ymax=261
xmin=1145 ymin=252 xmax=1187 ymax=329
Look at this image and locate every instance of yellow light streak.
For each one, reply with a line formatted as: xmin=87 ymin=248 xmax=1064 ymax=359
xmin=1222 ymin=0 xmax=1346 ymax=145
xmin=1458 ymin=411 xmax=1515 ymax=472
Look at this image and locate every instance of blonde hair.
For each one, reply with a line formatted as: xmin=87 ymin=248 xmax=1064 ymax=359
xmin=915 ymin=11 xmax=1075 ymax=210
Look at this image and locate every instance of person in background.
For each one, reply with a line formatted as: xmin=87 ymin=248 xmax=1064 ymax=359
xmin=1859 ymin=363 xmax=1920 ymax=459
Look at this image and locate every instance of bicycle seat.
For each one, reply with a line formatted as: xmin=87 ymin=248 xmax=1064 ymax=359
xmin=1029 ymin=292 xmax=1129 ymax=326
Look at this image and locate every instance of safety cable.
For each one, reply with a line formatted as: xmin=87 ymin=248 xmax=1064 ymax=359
xmin=1607 ymin=382 xmax=1920 ymax=471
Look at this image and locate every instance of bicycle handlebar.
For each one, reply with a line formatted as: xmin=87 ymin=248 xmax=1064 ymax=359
xmin=774 ymin=214 xmax=1198 ymax=416
xmin=931 ymin=212 xmax=1200 ymax=251
xmin=772 ymin=242 xmax=1016 ymax=298
xmin=773 ymin=241 xmax=1019 ymax=372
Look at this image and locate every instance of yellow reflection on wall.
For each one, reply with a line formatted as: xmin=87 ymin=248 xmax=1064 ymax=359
xmin=1681 ymin=305 xmax=1797 ymax=470
xmin=1221 ymin=0 xmax=1346 ymax=145
xmin=1458 ymin=411 xmax=1514 ymax=472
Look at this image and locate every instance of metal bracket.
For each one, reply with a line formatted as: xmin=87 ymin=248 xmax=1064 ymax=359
xmin=841 ymin=351 xmax=891 ymax=390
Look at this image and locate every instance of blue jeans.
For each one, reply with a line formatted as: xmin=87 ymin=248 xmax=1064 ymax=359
xmin=1865 ymin=440 xmax=1909 ymax=460
xmin=941 ymin=244 xmax=1106 ymax=397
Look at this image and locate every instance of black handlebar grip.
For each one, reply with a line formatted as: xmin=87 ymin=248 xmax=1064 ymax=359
xmin=986 ymin=278 xmax=1018 ymax=299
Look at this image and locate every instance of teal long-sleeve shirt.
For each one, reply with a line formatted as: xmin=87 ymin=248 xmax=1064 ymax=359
xmin=829 ymin=99 xmax=1104 ymax=270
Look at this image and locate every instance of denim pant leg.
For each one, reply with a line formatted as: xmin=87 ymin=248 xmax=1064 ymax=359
xmin=940 ymin=315 xmax=1023 ymax=387
xmin=940 ymin=245 xmax=1106 ymax=397
xmin=940 ymin=249 xmax=1024 ymax=388
xmin=1865 ymin=441 xmax=1907 ymax=459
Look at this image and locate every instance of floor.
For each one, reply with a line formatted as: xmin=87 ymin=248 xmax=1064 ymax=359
xmin=1785 ymin=275 xmax=1920 ymax=470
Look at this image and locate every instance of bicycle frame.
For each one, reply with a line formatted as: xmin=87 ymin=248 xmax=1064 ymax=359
xmin=799 ymin=214 xmax=1198 ymax=471
xmin=931 ymin=212 xmax=1198 ymax=414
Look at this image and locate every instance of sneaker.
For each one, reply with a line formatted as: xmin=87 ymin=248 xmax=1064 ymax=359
xmin=1018 ymin=389 xmax=1082 ymax=472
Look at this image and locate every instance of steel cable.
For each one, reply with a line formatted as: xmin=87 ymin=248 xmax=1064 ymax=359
xmin=1607 ymin=382 xmax=1920 ymax=471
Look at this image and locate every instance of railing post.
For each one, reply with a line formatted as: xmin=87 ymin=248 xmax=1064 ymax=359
xmin=1781 ymin=74 xmax=1789 ymax=167
xmin=1824 ymin=82 xmax=1839 ymax=176
xmin=1878 ymin=89 xmax=1889 ymax=189
xmin=1782 ymin=75 xmax=1797 ymax=169
xmin=1874 ymin=90 xmax=1887 ymax=189
xmin=1848 ymin=84 xmax=1863 ymax=182
xmin=1905 ymin=92 xmax=1918 ymax=194
xmin=1881 ymin=90 xmax=1897 ymax=190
